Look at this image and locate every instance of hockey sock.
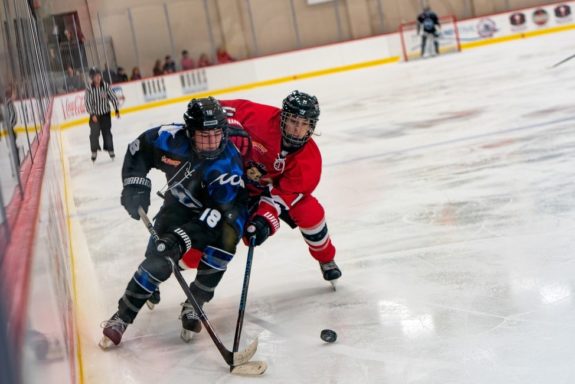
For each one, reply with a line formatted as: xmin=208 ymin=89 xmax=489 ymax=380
xmin=189 ymin=256 xmax=227 ymax=304
xmin=118 ymin=267 xmax=162 ymax=323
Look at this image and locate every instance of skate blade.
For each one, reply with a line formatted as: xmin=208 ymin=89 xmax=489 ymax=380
xmin=146 ymin=300 xmax=155 ymax=310
xmin=330 ymin=279 xmax=338 ymax=291
xmin=230 ymin=360 xmax=268 ymax=376
xmin=98 ymin=335 xmax=117 ymax=350
xmin=180 ymin=329 xmax=195 ymax=343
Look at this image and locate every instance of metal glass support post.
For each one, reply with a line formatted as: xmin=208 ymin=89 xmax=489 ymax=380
xmin=245 ymin=0 xmax=259 ymax=56
xmin=71 ymin=15 xmax=87 ymax=76
xmin=288 ymin=0 xmax=301 ymax=48
xmin=12 ymin=0 xmax=40 ymax=146
xmin=202 ymin=0 xmax=217 ymax=63
xmin=97 ymin=12 xmax=111 ymax=75
xmin=127 ymin=9 xmax=141 ymax=71
xmin=1 ymin=0 xmax=24 ymax=190
xmin=52 ymin=15 xmax=68 ymax=92
xmin=333 ymin=0 xmax=343 ymax=42
xmin=163 ymin=4 xmax=177 ymax=64
xmin=377 ymin=0 xmax=385 ymax=33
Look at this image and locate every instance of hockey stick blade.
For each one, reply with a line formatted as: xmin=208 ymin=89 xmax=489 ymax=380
xmin=230 ymin=360 xmax=268 ymax=376
xmin=168 ymin=257 xmax=258 ymax=366
xmin=232 ymin=337 xmax=259 ymax=366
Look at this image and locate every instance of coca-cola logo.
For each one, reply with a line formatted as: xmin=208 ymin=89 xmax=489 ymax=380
xmin=61 ymin=95 xmax=87 ymax=119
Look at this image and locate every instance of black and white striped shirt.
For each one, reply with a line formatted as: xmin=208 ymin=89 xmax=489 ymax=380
xmin=84 ymin=81 xmax=119 ymax=116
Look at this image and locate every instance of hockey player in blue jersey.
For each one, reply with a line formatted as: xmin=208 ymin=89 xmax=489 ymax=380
xmin=99 ymin=97 xmax=248 ymax=349
xmin=417 ymin=6 xmax=441 ymax=57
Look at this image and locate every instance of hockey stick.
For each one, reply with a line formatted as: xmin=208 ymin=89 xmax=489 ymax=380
xmin=550 ymin=53 xmax=575 ymax=68
xmin=232 ymin=236 xmax=256 ymax=353
xmin=137 ymin=207 xmax=260 ymax=369
xmin=229 ymin=237 xmax=268 ymax=375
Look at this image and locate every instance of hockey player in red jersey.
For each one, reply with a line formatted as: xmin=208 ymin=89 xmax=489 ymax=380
xmin=221 ymin=91 xmax=341 ymax=285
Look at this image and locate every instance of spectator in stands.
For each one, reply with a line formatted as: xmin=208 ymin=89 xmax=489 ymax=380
xmin=3 ymin=85 xmax=19 ymax=167
xmin=116 ymin=67 xmax=128 ymax=82
xmin=131 ymin=67 xmax=142 ymax=81
xmin=64 ymin=65 xmax=83 ymax=92
xmin=103 ymin=64 xmax=117 ymax=84
xmin=180 ymin=50 xmax=195 ymax=70
xmin=63 ymin=28 xmax=72 ymax=43
xmin=152 ymin=59 xmax=164 ymax=76
xmin=216 ymin=46 xmax=235 ymax=64
xmin=197 ymin=53 xmax=212 ymax=68
xmin=162 ymin=55 xmax=176 ymax=73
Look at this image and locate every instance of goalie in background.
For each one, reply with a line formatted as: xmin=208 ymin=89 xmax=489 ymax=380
xmin=417 ymin=6 xmax=441 ymax=58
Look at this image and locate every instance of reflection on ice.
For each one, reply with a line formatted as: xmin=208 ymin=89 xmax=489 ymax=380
xmin=539 ymin=284 xmax=571 ymax=305
xmin=378 ymin=301 xmax=435 ymax=338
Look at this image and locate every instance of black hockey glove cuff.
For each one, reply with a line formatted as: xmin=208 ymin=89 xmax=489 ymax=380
xmin=172 ymin=227 xmax=193 ymax=253
xmin=245 ymin=215 xmax=271 ymax=246
xmin=153 ymin=233 xmax=183 ymax=261
xmin=121 ymin=177 xmax=151 ymax=220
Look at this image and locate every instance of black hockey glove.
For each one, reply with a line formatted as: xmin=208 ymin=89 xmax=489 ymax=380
xmin=121 ymin=177 xmax=151 ymax=220
xmin=245 ymin=216 xmax=271 ymax=246
xmin=152 ymin=233 xmax=183 ymax=261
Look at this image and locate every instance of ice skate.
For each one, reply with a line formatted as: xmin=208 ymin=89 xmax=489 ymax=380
xmin=320 ymin=260 xmax=341 ymax=290
xmin=179 ymin=301 xmax=202 ymax=343
xmin=91 ymin=152 xmax=97 ymax=162
xmin=108 ymin=150 xmax=115 ymax=160
xmin=146 ymin=289 xmax=161 ymax=310
xmin=99 ymin=312 xmax=128 ymax=350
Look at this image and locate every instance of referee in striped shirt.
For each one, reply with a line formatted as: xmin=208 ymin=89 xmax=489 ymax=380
xmin=85 ymin=67 xmax=120 ymax=162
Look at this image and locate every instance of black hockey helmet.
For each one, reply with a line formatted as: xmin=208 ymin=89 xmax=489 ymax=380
xmin=183 ymin=97 xmax=229 ymax=159
xmin=280 ymin=90 xmax=320 ymax=148
xmin=89 ymin=67 xmax=101 ymax=79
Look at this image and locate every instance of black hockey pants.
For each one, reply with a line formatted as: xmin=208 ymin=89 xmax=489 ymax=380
xmin=421 ymin=31 xmax=439 ymax=56
xmin=89 ymin=113 xmax=114 ymax=153
xmin=117 ymin=203 xmax=234 ymax=324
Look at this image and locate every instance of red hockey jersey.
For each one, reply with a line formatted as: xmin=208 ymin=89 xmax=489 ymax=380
xmin=220 ymin=99 xmax=322 ymax=210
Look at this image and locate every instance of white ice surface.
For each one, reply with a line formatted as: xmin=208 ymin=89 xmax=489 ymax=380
xmin=64 ymin=31 xmax=575 ymax=384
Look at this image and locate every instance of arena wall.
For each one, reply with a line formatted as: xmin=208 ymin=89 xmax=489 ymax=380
xmin=30 ymin=1 xmax=574 ymax=131
xmin=40 ymin=0 xmax=563 ymax=72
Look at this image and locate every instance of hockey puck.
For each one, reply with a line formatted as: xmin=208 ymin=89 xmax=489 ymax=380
xmin=320 ymin=329 xmax=337 ymax=343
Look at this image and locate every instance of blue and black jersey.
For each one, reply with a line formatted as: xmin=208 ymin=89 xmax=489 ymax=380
xmin=122 ymin=124 xmax=247 ymax=245
xmin=417 ymin=11 xmax=440 ymax=34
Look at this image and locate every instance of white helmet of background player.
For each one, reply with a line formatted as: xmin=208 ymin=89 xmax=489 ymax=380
xmin=280 ymin=90 xmax=320 ymax=149
xmin=183 ymin=97 xmax=229 ymax=159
